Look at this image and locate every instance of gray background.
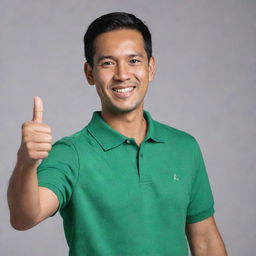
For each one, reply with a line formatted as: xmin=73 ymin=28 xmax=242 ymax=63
xmin=1 ymin=0 xmax=255 ymax=255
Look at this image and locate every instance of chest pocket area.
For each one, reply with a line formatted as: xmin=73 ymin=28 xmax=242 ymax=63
xmin=142 ymin=168 xmax=191 ymax=212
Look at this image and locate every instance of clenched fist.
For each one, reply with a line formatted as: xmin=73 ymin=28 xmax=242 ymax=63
xmin=18 ymin=96 xmax=52 ymax=166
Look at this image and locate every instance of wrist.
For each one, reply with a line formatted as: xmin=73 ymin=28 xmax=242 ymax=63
xmin=16 ymin=155 xmax=38 ymax=171
xmin=17 ymin=147 xmax=38 ymax=169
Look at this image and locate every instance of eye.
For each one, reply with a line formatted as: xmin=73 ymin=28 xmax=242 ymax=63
xmin=101 ymin=61 xmax=114 ymax=67
xmin=130 ymin=58 xmax=141 ymax=64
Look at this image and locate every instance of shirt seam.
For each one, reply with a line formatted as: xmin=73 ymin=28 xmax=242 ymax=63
xmin=64 ymin=138 xmax=81 ymax=250
xmin=188 ymin=137 xmax=200 ymax=204
xmin=68 ymin=138 xmax=81 ymax=200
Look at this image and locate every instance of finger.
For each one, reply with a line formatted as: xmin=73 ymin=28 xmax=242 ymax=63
xmin=23 ymin=133 xmax=52 ymax=144
xmin=26 ymin=142 xmax=52 ymax=153
xmin=34 ymin=142 xmax=52 ymax=152
xmin=32 ymin=124 xmax=52 ymax=134
xmin=30 ymin=151 xmax=49 ymax=160
xmin=32 ymin=96 xmax=43 ymax=123
xmin=32 ymin=134 xmax=52 ymax=143
xmin=22 ymin=122 xmax=51 ymax=134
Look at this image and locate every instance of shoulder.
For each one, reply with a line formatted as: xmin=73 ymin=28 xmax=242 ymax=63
xmin=153 ymin=119 xmax=198 ymax=146
xmin=152 ymin=118 xmax=203 ymax=159
xmin=53 ymin=126 xmax=88 ymax=147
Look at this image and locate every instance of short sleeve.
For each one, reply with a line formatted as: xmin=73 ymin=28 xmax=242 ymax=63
xmin=37 ymin=137 xmax=79 ymax=216
xmin=186 ymin=139 xmax=215 ymax=223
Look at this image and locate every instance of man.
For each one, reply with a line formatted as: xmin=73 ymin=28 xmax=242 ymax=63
xmin=8 ymin=12 xmax=228 ymax=256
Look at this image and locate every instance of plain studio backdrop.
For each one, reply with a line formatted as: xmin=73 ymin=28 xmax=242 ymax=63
xmin=1 ymin=0 xmax=255 ymax=255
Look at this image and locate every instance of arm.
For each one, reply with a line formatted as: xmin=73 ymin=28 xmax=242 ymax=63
xmin=7 ymin=161 xmax=59 ymax=230
xmin=186 ymin=216 xmax=228 ymax=256
xmin=7 ymin=96 xmax=59 ymax=230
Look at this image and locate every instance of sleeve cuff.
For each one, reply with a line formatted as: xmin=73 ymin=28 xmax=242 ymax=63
xmin=186 ymin=207 xmax=215 ymax=224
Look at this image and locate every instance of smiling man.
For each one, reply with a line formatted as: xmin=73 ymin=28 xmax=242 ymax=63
xmin=8 ymin=12 xmax=228 ymax=256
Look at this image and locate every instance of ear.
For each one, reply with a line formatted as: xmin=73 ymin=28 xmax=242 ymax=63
xmin=148 ymin=56 xmax=156 ymax=82
xmin=84 ymin=62 xmax=95 ymax=85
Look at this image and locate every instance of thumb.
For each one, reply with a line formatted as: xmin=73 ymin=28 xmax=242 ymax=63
xmin=32 ymin=96 xmax=43 ymax=123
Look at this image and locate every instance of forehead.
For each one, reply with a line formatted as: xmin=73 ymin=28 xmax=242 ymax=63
xmin=93 ymin=29 xmax=146 ymax=57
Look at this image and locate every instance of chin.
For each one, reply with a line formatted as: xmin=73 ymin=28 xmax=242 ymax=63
xmin=111 ymin=104 xmax=140 ymax=114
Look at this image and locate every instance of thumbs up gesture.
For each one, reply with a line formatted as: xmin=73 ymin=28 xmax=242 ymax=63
xmin=18 ymin=96 xmax=52 ymax=166
xmin=32 ymin=95 xmax=43 ymax=123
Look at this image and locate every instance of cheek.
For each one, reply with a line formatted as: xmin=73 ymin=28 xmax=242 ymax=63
xmin=94 ymin=73 xmax=113 ymax=97
xmin=134 ymin=67 xmax=149 ymax=81
xmin=96 ymin=72 xmax=113 ymax=87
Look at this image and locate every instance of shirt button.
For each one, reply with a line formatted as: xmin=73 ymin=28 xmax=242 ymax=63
xmin=139 ymin=153 xmax=143 ymax=158
xmin=126 ymin=139 xmax=131 ymax=144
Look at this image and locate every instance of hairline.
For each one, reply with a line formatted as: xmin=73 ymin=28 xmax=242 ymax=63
xmin=89 ymin=28 xmax=151 ymax=67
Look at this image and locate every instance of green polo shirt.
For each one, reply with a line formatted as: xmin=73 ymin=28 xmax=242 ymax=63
xmin=37 ymin=110 xmax=214 ymax=256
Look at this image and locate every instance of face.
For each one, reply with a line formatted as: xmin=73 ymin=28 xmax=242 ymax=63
xmin=84 ymin=29 xmax=155 ymax=114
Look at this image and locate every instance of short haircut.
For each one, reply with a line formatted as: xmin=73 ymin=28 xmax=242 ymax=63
xmin=83 ymin=12 xmax=152 ymax=67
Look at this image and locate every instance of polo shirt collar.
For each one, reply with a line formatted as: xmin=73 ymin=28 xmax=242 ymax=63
xmin=87 ymin=110 xmax=165 ymax=151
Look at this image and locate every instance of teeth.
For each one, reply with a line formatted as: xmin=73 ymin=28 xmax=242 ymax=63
xmin=113 ymin=87 xmax=134 ymax=93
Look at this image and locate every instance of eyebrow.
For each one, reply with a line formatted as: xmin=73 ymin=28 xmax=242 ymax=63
xmin=129 ymin=53 xmax=144 ymax=59
xmin=96 ymin=53 xmax=145 ymax=63
xmin=96 ymin=56 xmax=114 ymax=63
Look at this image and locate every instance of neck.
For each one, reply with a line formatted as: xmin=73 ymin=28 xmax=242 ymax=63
xmin=100 ymin=107 xmax=147 ymax=147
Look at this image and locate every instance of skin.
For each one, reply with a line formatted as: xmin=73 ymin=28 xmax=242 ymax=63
xmin=8 ymin=96 xmax=59 ymax=230
xmin=86 ymin=30 xmax=227 ymax=255
xmin=84 ymin=29 xmax=155 ymax=146
xmin=86 ymin=29 xmax=227 ymax=255
xmin=186 ymin=216 xmax=228 ymax=255
xmin=8 ymin=28 xmax=227 ymax=255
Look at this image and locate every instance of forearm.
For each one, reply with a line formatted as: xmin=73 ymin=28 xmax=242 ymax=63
xmin=7 ymin=157 xmax=41 ymax=230
xmin=8 ymin=96 xmax=53 ymax=230
xmin=190 ymin=234 xmax=228 ymax=256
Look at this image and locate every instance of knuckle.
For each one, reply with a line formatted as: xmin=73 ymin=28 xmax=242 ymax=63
xmin=28 ymin=150 xmax=35 ymax=159
xmin=48 ymin=135 xmax=53 ymax=142
xmin=22 ymin=122 xmax=30 ymax=129
xmin=48 ymin=144 xmax=52 ymax=151
xmin=26 ymin=141 xmax=33 ymax=150
xmin=43 ymin=143 xmax=51 ymax=151
xmin=23 ymin=125 xmax=33 ymax=134
xmin=43 ymin=124 xmax=51 ymax=133
xmin=22 ymin=135 xmax=29 ymax=143
xmin=47 ymin=126 xmax=52 ymax=134
xmin=41 ymin=152 xmax=49 ymax=158
xmin=22 ymin=123 xmax=29 ymax=132
xmin=22 ymin=121 xmax=33 ymax=130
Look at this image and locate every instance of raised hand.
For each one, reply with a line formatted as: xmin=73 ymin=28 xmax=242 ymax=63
xmin=18 ymin=96 xmax=52 ymax=166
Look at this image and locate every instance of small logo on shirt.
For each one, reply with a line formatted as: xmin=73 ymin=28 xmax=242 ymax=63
xmin=173 ymin=173 xmax=180 ymax=181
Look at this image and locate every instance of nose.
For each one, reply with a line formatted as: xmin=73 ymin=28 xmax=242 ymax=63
xmin=113 ymin=62 xmax=131 ymax=82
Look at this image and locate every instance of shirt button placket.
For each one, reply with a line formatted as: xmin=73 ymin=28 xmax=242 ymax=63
xmin=138 ymin=146 xmax=150 ymax=184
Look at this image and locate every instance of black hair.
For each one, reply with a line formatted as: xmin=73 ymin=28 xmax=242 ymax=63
xmin=83 ymin=12 xmax=152 ymax=67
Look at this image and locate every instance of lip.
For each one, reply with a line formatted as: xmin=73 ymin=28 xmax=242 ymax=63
xmin=111 ymin=86 xmax=136 ymax=99
xmin=111 ymin=85 xmax=137 ymax=90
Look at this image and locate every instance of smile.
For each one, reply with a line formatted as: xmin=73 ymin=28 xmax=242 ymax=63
xmin=111 ymin=86 xmax=136 ymax=99
xmin=112 ymin=87 xmax=135 ymax=92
